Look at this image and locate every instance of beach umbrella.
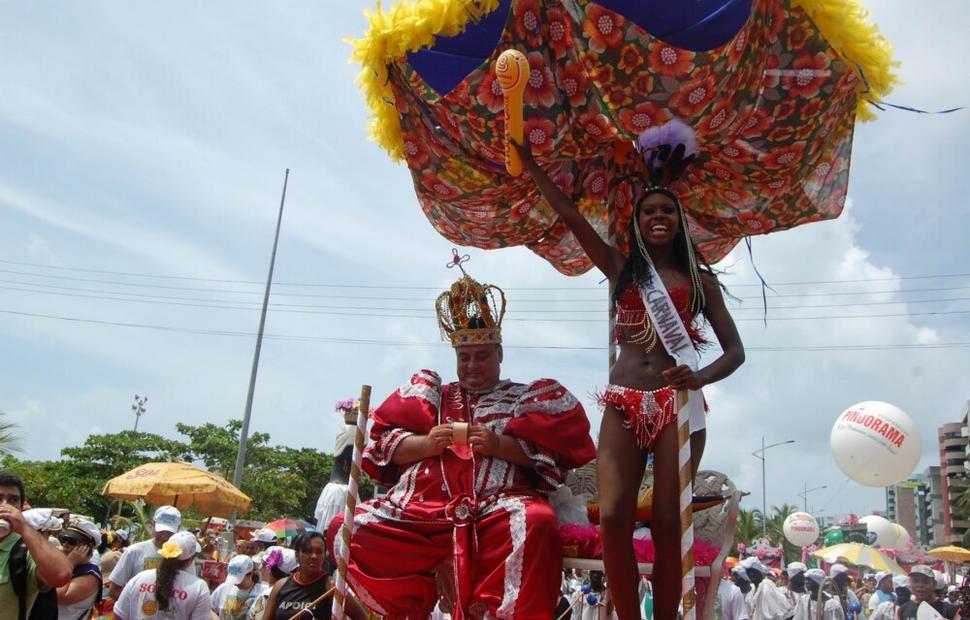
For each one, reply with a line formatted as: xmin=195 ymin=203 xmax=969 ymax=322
xmin=928 ymin=546 xmax=970 ymax=563
xmin=102 ymin=462 xmax=251 ymax=518
xmin=812 ymin=542 xmax=905 ymax=574
xmin=349 ymin=0 xmax=896 ymax=275
xmin=263 ymin=518 xmax=316 ymax=539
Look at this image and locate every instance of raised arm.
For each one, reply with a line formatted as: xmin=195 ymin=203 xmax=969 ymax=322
xmin=514 ymin=141 xmax=625 ymax=279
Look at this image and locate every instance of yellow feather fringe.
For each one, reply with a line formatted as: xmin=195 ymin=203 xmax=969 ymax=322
xmin=347 ymin=0 xmax=501 ymax=161
xmin=349 ymin=0 xmax=897 ymax=159
xmin=794 ymin=0 xmax=898 ymax=122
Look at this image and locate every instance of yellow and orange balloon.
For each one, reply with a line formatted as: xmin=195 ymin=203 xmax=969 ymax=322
xmin=494 ymin=49 xmax=530 ymax=176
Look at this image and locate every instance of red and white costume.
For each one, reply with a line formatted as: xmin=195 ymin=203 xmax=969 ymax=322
xmin=336 ymin=369 xmax=595 ymax=620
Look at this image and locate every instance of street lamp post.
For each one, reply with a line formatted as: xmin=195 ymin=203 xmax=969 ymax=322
xmin=798 ymin=483 xmax=828 ymax=513
xmin=131 ymin=395 xmax=148 ymax=432
xmin=752 ymin=437 xmax=796 ymax=536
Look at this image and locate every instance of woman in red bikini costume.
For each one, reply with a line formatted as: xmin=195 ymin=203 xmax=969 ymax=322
xmin=516 ymin=120 xmax=744 ymax=620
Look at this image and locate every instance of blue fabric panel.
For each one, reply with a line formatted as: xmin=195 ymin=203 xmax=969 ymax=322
xmin=594 ymin=0 xmax=752 ymax=51
xmin=408 ymin=0 xmax=513 ymax=96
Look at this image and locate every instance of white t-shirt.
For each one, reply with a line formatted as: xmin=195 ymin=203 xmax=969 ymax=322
xmin=314 ymin=482 xmax=349 ymax=533
xmin=793 ymin=595 xmax=846 ymax=620
xmin=109 ymin=539 xmax=196 ymax=588
xmin=114 ymin=568 xmax=211 ymax=620
xmin=211 ymin=581 xmax=269 ymax=620
xmin=720 ymin=581 xmax=751 ymax=620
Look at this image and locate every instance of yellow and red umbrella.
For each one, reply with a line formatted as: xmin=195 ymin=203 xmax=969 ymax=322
xmin=102 ymin=462 xmax=251 ymax=518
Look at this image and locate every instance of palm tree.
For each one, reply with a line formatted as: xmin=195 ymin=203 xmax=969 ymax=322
xmin=767 ymin=503 xmax=801 ymax=563
xmin=733 ymin=508 xmax=764 ymax=554
xmin=0 ymin=413 xmax=21 ymax=455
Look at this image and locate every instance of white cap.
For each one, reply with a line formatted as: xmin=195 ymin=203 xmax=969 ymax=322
xmin=875 ymin=571 xmax=890 ymax=585
xmin=152 ymin=506 xmax=182 ymax=534
xmin=948 ymin=585 xmax=958 ymax=594
xmin=893 ymin=574 xmax=910 ymax=588
xmin=265 ymin=546 xmax=298 ymax=575
xmin=65 ymin=518 xmax=102 ymax=547
xmin=731 ymin=566 xmax=751 ymax=582
xmin=23 ymin=509 xmax=61 ymax=532
xmin=909 ymin=565 xmax=935 ymax=580
xmin=934 ymin=570 xmax=947 ymax=590
xmin=740 ymin=556 xmax=768 ymax=574
xmin=159 ymin=531 xmax=197 ymax=561
xmin=114 ymin=529 xmax=129 ymax=542
xmin=830 ymin=563 xmax=849 ymax=578
xmin=787 ymin=562 xmax=808 ymax=578
xmin=805 ymin=568 xmax=826 ymax=585
xmin=225 ymin=555 xmax=255 ymax=586
xmin=250 ymin=528 xmax=278 ymax=543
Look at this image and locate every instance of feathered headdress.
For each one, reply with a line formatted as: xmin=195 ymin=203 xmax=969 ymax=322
xmin=635 ymin=118 xmax=698 ymax=189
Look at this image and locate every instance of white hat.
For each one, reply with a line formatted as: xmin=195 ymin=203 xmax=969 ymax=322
xmin=893 ymin=574 xmax=910 ymax=589
xmin=250 ymin=528 xmax=278 ymax=543
xmin=265 ymin=546 xmax=298 ymax=575
xmin=23 ymin=509 xmax=61 ymax=532
xmin=830 ymin=563 xmax=849 ymax=577
xmin=740 ymin=556 xmax=768 ymax=574
xmin=65 ymin=518 xmax=102 ymax=547
xmin=226 ymin=555 xmax=256 ymax=587
xmin=948 ymin=585 xmax=959 ymax=594
xmin=114 ymin=529 xmax=129 ymax=542
xmin=731 ymin=566 xmax=751 ymax=581
xmin=934 ymin=570 xmax=947 ymax=590
xmin=805 ymin=568 xmax=827 ymax=585
xmin=152 ymin=506 xmax=182 ymax=534
xmin=787 ymin=562 xmax=808 ymax=578
xmin=909 ymin=565 xmax=935 ymax=580
xmin=875 ymin=571 xmax=890 ymax=585
xmin=159 ymin=531 xmax=198 ymax=561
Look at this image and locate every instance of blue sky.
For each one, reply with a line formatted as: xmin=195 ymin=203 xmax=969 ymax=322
xmin=1 ymin=1 xmax=968 ymax=525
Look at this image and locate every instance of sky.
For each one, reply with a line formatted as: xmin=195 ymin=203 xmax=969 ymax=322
xmin=1 ymin=1 xmax=968 ymax=525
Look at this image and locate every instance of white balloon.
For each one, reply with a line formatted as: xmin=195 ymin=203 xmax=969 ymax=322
xmin=891 ymin=524 xmax=911 ymax=550
xmin=859 ymin=515 xmax=896 ymax=547
xmin=784 ymin=512 xmax=820 ymax=547
xmin=830 ymin=401 xmax=922 ymax=487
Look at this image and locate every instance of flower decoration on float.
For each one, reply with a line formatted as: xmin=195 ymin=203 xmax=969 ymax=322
xmin=435 ymin=249 xmax=506 ymax=347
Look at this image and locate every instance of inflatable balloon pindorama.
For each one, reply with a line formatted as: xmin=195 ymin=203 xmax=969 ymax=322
xmin=783 ymin=512 xmax=820 ymax=547
xmin=858 ymin=514 xmax=896 ymax=547
xmin=830 ymin=401 xmax=921 ymax=487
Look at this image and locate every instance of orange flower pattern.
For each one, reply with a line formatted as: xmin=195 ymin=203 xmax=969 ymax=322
xmin=388 ymin=0 xmax=861 ymax=275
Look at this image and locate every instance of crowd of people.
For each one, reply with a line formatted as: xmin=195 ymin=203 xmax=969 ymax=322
xmin=0 ymin=471 xmax=368 ymax=620
xmin=718 ymin=557 xmax=963 ymax=620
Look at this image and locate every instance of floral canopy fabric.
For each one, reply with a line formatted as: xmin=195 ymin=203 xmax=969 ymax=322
xmin=350 ymin=0 xmax=895 ymax=275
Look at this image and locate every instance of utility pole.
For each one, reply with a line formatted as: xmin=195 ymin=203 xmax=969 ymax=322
xmin=233 ymin=169 xmax=289 ymax=491
xmin=752 ymin=437 xmax=796 ymax=536
xmin=798 ymin=483 xmax=828 ymax=513
xmin=132 ymin=395 xmax=148 ymax=432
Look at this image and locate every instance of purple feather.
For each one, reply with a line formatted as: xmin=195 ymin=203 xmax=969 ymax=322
xmin=636 ymin=118 xmax=698 ymax=158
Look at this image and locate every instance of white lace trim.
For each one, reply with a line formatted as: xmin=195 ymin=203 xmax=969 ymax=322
xmin=399 ymin=371 xmax=442 ymax=407
xmin=494 ymin=497 xmax=527 ymax=619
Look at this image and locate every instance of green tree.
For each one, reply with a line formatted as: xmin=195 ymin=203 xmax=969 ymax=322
xmin=59 ymin=430 xmax=191 ymax=521
xmin=766 ymin=503 xmax=800 ymax=563
xmin=733 ymin=508 xmax=763 ymax=555
xmin=0 ymin=413 xmax=21 ymax=455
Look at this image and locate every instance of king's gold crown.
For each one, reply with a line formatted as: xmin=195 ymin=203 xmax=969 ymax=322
xmin=435 ymin=251 xmax=506 ymax=347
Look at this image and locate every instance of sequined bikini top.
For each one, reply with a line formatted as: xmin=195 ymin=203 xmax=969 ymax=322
xmin=614 ymin=283 xmax=705 ymax=345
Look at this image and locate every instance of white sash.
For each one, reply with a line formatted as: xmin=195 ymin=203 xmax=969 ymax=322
xmin=637 ymin=257 xmax=705 ymax=429
xmin=636 ymin=257 xmax=699 ymax=370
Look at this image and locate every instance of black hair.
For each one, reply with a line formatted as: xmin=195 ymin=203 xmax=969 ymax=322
xmin=271 ymin=566 xmax=289 ymax=581
xmin=612 ymin=188 xmax=717 ymax=312
xmin=156 ymin=557 xmax=191 ymax=611
xmin=0 ymin=472 xmax=25 ymax=507
xmin=293 ymin=531 xmax=334 ymax=575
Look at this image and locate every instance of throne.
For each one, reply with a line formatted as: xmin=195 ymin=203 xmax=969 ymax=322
xmin=562 ymin=464 xmax=742 ymax=620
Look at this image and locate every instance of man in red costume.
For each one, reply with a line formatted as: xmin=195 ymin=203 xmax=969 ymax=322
xmin=335 ymin=256 xmax=596 ymax=620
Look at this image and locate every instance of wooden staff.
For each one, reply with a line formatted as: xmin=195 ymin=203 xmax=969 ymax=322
xmin=331 ymin=385 xmax=371 ymax=620
xmin=287 ymin=586 xmax=337 ymax=620
xmin=677 ymin=389 xmax=696 ymax=620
